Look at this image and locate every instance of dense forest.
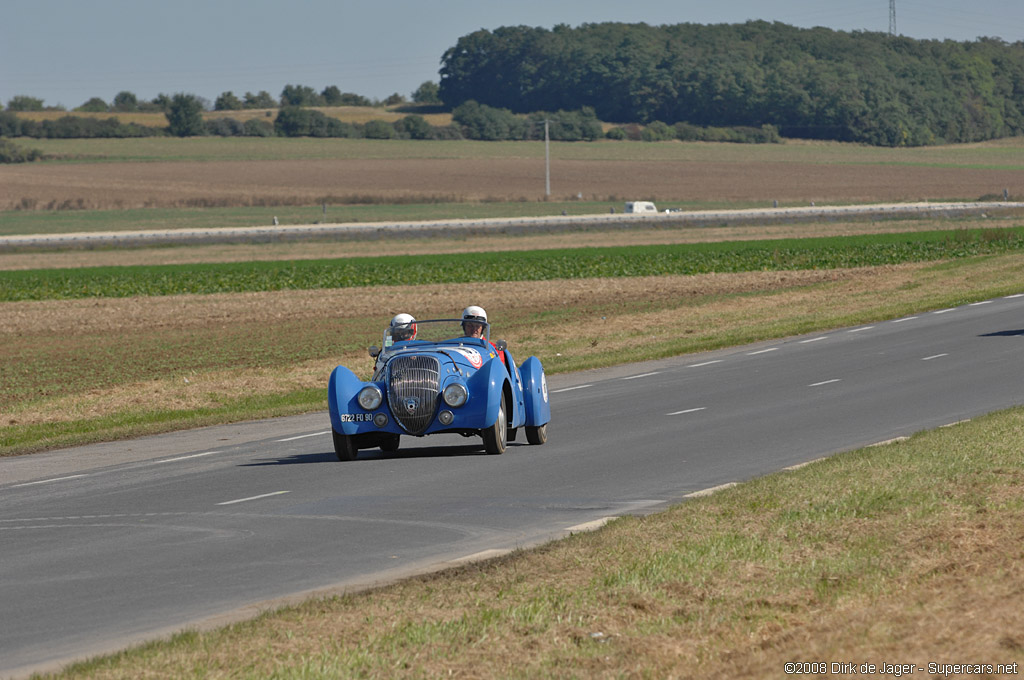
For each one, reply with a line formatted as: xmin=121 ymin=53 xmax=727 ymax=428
xmin=439 ymin=21 xmax=1024 ymax=146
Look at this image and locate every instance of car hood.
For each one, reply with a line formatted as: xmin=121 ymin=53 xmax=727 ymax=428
xmin=384 ymin=343 xmax=492 ymax=376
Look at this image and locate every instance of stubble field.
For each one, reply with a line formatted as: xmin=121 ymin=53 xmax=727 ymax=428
xmin=3 ymin=137 xmax=1023 ymax=212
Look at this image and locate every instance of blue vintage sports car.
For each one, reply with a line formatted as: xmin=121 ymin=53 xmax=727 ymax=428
xmin=328 ymin=319 xmax=550 ymax=460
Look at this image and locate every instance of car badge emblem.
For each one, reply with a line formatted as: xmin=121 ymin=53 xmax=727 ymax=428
xmin=404 ymin=397 xmax=420 ymax=414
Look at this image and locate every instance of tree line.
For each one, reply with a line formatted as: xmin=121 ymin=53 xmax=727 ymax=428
xmin=7 ymin=20 xmax=1023 ymax=148
xmin=1 ymin=82 xmax=442 ymax=115
xmin=439 ymin=21 xmax=1024 ymax=146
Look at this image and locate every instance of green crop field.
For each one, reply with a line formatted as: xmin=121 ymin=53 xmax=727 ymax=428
xmin=4 ymin=228 xmax=1024 ymax=301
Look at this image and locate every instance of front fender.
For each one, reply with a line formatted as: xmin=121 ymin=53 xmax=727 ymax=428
xmin=328 ymin=365 xmax=389 ymax=435
xmin=465 ymin=358 xmax=511 ymax=429
xmin=519 ymin=356 xmax=551 ymax=427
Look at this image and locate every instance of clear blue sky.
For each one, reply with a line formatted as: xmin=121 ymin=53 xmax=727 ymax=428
xmin=3 ymin=0 xmax=1023 ymax=109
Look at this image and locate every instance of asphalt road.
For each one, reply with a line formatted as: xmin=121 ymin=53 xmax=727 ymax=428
xmin=3 ymin=294 xmax=1024 ymax=678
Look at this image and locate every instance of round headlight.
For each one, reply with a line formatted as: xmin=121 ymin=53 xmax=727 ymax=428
xmin=442 ymin=383 xmax=468 ymax=408
xmin=357 ymin=385 xmax=383 ymax=411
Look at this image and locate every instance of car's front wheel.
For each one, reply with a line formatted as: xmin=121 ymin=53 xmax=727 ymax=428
xmin=482 ymin=392 xmax=508 ymax=455
xmin=333 ymin=429 xmax=358 ymax=461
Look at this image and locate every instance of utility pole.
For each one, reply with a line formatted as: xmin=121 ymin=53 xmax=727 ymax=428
xmin=544 ymin=119 xmax=551 ymax=197
xmin=889 ymin=0 xmax=896 ymax=36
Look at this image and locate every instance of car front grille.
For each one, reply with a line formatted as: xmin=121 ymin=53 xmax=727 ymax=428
xmin=387 ymin=355 xmax=440 ymax=435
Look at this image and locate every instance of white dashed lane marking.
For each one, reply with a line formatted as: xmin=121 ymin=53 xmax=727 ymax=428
xmin=156 ymin=451 xmax=222 ymax=463
xmin=809 ymin=379 xmax=842 ymax=387
xmin=667 ymin=407 xmax=706 ymax=416
xmin=551 ymin=384 xmax=592 ymax=394
xmin=217 ymin=491 xmax=290 ymax=506
xmin=12 ymin=475 xmax=88 ymax=488
xmin=276 ymin=431 xmax=330 ymax=442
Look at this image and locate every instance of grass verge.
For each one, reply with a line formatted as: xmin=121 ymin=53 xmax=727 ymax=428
xmin=49 ymin=406 xmax=1024 ymax=678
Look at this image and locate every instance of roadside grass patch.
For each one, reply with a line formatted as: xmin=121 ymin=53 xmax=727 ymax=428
xmin=49 ymin=407 xmax=1024 ymax=678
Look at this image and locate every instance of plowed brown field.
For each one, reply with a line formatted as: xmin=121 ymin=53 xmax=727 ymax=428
xmin=2 ymin=157 xmax=1020 ymax=210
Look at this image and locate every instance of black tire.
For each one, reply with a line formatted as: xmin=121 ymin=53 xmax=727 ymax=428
xmin=333 ymin=429 xmax=358 ymax=461
xmin=379 ymin=434 xmax=401 ymax=452
xmin=526 ymin=423 xmax=548 ymax=445
xmin=482 ymin=392 xmax=508 ymax=455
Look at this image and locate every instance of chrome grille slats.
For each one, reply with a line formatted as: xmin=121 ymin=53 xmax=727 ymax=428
xmin=387 ymin=355 xmax=440 ymax=435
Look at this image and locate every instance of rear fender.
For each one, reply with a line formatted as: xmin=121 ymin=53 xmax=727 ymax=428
xmin=519 ymin=356 xmax=551 ymax=427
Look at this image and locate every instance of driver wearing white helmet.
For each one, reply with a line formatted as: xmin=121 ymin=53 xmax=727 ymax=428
xmin=461 ymin=305 xmax=506 ymax=365
xmin=460 ymin=305 xmax=488 ymax=339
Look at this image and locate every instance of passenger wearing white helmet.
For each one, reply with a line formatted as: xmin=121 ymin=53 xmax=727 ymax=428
xmin=390 ymin=313 xmax=417 ymax=342
xmin=461 ymin=305 xmax=506 ymax=365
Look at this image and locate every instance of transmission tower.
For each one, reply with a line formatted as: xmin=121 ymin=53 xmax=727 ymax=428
xmin=889 ymin=0 xmax=897 ymax=36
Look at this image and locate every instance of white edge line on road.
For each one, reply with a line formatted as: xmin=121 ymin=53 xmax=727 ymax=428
xmin=941 ymin=419 xmax=972 ymax=428
xmin=969 ymin=301 xmax=993 ymax=306
xmin=1005 ymin=294 xmax=1024 ymax=299
xmin=565 ymin=517 xmax=616 ymax=533
xmin=784 ymin=457 xmax=827 ymax=471
xmin=622 ymin=372 xmax=661 ymax=380
xmin=667 ymin=407 xmax=706 ymax=416
xmin=921 ymin=354 xmax=949 ymax=361
xmin=799 ymin=336 xmax=828 ymax=344
xmin=688 ymin=360 xmax=723 ymax=368
xmin=277 ymin=431 xmax=331 ymax=442
xmin=848 ymin=326 xmax=875 ymax=333
xmin=446 ymin=549 xmax=513 ymax=565
xmin=933 ymin=308 xmax=957 ymax=314
xmin=684 ymin=482 xmax=737 ymax=499
xmin=747 ymin=347 xmax=778 ymax=355
xmin=809 ymin=379 xmax=842 ymax=387
xmin=12 ymin=474 xmax=88 ymax=488
xmin=217 ymin=491 xmax=290 ymax=506
xmin=892 ymin=316 xmax=918 ymax=323
xmin=156 ymin=451 xmax=222 ymax=464
xmin=551 ymin=384 xmax=592 ymax=393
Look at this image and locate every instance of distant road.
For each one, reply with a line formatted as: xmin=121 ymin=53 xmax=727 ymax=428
xmin=3 ymin=201 xmax=1022 ymax=250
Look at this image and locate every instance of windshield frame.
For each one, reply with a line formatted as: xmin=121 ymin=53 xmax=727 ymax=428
xmin=382 ymin=318 xmax=490 ymax=354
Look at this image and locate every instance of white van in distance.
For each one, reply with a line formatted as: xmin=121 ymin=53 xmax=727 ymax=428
xmin=624 ymin=201 xmax=658 ymax=214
